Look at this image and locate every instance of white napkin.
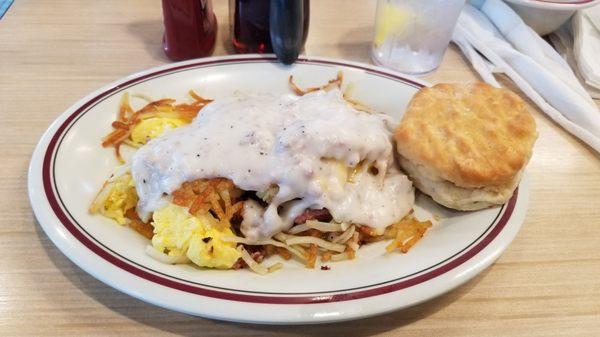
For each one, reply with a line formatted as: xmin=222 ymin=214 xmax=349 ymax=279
xmin=452 ymin=0 xmax=600 ymax=153
xmin=572 ymin=7 xmax=600 ymax=92
xmin=585 ymin=4 xmax=600 ymax=30
xmin=549 ymin=24 xmax=600 ymax=99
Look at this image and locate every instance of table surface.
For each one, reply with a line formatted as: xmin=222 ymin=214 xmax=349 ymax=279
xmin=2 ymin=1 xmax=599 ymax=336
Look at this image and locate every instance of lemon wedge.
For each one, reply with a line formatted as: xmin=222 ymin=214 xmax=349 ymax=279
xmin=374 ymin=3 xmax=412 ymax=47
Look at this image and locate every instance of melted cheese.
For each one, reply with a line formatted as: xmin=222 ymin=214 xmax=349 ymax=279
xmin=132 ymin=89 xmax=414 ymax=241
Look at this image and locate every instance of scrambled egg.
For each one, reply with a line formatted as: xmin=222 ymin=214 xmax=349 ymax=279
xmin=96 ymin=102 xmax=243 ymax=269
xmin=131 ymin=117 xmax=187 ymax=145
xmin=151 ymin=203 xmax=241 ymax=269
xmin=315 ymin=159 xmax=349 ymax=193
xmin=94 ymin=173 xmax=240 ymax=269
xmin=101 ymin=116 xmax=187 ymax=221
xmin=97 ymin=173 xmax=138 ymax=225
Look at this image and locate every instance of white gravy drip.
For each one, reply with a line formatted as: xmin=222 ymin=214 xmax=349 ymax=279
xmin=132 ymin=89 xmax=414 ymax=241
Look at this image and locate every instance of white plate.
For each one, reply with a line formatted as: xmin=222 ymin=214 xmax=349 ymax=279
xmin=28 ymin=54 xmax=529 ymax=324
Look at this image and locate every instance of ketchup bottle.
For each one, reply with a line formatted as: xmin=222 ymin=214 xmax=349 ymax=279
xmin=162 ymin=0 xmax=217 ymax=61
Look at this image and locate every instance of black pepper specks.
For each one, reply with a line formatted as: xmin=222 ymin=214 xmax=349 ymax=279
xmin=202 ymin=237 xmax=212 ymax=243
xmin=142 ymin=179 xmax=146 ymax=183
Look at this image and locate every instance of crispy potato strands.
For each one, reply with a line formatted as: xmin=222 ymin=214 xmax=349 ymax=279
xmin=101 ymin=90 xmax=212 ymax=163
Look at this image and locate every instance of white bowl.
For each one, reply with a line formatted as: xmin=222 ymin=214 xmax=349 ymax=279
xmin=504 ymin=0 xmax=600 ymax=35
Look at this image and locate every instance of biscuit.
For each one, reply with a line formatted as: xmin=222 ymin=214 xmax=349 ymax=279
xmin=395 ymin=83 xmax=536 ymax=189
xmin=394 ymin=83 xmax=536 ymax=210
xmin=399 ymin=157 xmax=521 ymax=211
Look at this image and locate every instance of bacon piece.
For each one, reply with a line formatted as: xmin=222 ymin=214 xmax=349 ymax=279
xmin=293 ymin=208 xmax=332 ymax=225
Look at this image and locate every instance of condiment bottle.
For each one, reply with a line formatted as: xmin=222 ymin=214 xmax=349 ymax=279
xmin=162 ymin=0 xmax=217 ymax=61
xmin=230 ymin=0 xmax=310 ymax=64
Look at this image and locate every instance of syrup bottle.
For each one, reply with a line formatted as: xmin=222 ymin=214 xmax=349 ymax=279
xmin=230 ymin=0 xmax=310 ymax=64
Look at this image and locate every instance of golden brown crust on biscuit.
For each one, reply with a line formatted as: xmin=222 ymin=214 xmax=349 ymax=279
xmin=395 ymin=83 xmax=537 ymax=188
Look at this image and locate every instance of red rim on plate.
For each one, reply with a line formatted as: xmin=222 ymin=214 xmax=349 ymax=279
xmin=40 ymin=56 xmax=518 ymax=304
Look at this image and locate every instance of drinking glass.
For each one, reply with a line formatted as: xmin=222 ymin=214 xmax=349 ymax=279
xmin=372 ymin=0 xmax=465 ymax=75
